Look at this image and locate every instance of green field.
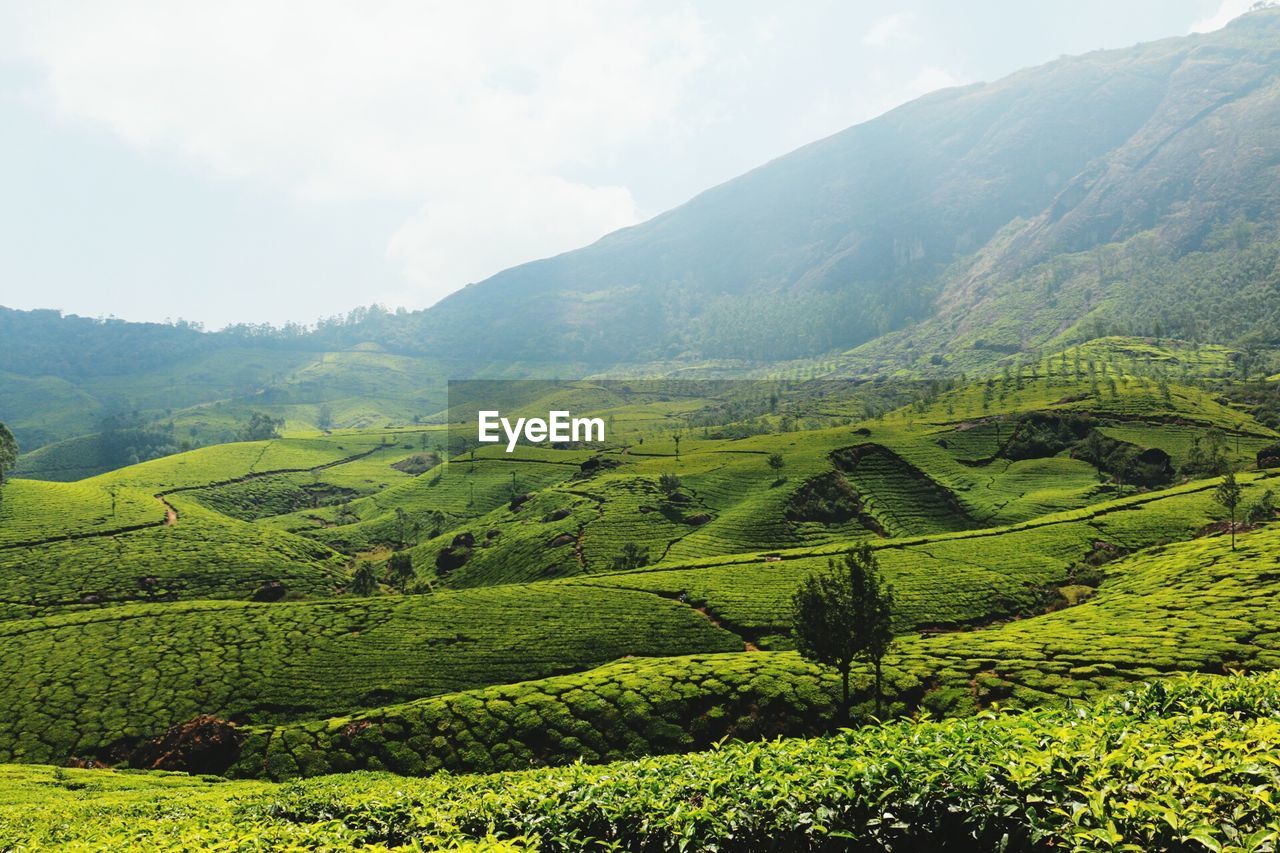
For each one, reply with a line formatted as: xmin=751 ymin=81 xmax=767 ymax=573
xmin=1 ymin=338 xmax=1279 ymax=849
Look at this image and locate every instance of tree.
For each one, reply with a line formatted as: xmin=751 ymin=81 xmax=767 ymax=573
xmin=1205 ymin=428 xmax=1230 ymax=472
xmin=0 ymin=422 xmax=17 ymax=492
xmin=658 ymin=473 xmax=683 ymax=497
xmin=791 ymin=544 xmax=895 ymax=722
xmin=316 ymin=404 xmax=334 ymax=432
xmin=387 ymin=552 xmax=415 ymax=591
xmin=350 ymin=562 xmax=380 ymax=596
xmin=767 ymin=453 xmax=785 ymax=474
xmin=1246 ymin=489 xmax=1275 ymax=525
xmin=1214 ymin=471 xmax=1243 ymax=551
xmin=240 ymin=412 xmax=284 ymax=441
xmin=394 ymin=507 xmax=410 ymax=547
xmin=612 ymin=542 xmax=650 ymax=571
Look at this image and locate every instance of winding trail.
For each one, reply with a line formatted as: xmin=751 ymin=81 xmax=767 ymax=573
xmin=640 ymin=589 xmax=760 ymax=652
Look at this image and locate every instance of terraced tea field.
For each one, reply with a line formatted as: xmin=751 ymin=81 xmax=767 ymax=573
xmin=4 ymin=671 xmax=1278 ymax=850
xmin=199 ymin=496 xmax=1280 ymax=781
xmin=231 ymin=652 xmax=835 ymax=779
xmin=0 ymin=479 xmax=161 ymax=547
xmin=0 ymin=496 xmax=349 ymax=618
xmin=0 ymin=583 xmax=740 ymax=764
xmin=1 ymin=341 xmax=1278 ymax=847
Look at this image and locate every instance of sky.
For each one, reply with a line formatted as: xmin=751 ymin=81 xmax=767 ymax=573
xmin=0 ymin=0 xmax=1259 ymax=329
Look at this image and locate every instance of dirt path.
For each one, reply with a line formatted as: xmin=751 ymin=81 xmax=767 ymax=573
xmin=689 ymin=605 xmax=758 ymax=652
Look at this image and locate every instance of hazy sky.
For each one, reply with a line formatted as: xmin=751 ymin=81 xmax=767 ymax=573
xmin=0 ymin=0 xmax=1256 ymax=328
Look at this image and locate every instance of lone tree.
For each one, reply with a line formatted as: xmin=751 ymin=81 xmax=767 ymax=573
xmin=791 ymin=543 xmax=895 ymax=722
xmin=658 ymin=473 xmax=683 ymax=497
xmin=612 ymin=542 xmax=650 ymax=571
xmin=767 ymin=453 xmax=785 ymax=475
xmin=395 ymin=507 xmax=410 ymax=547
xmin=1215 ymin=470 xmax=1243 ymax=551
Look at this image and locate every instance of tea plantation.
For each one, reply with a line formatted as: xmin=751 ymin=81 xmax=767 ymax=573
xmin=2 ymin=339 xmax=1280 ymax=849
xmin=0 ymin=584 xmax=740 ymax=764
xmin=3 ymin=672 xmax=1280 ymax=850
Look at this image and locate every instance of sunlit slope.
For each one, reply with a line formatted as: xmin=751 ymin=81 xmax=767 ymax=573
xmin=86 ymin=432 xmax=404 ymax=493
xmin=266 ymin=450 xmax=588 ymax=553
xmin=0 ymin=438 xmax=422 ymax=617
xmin=0 ymin=479 xmax=161 ymax=548
xmin=579 ymin=470 xmax=1278 ymax=644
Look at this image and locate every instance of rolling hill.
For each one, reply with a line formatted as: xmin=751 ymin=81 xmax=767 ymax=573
xmin=0 ymin=335 xmax=1278 ymax=849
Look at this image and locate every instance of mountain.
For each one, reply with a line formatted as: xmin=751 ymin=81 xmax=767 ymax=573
xmin=4 ymin=10 xmax=1280 ymax=458
xmin=417 ymin=8 xmax=1280 ymax=364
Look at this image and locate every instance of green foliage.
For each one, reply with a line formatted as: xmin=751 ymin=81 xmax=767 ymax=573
xmin=0 ymin=585 xmax=740 ymax=764
xmin=792 ymin=544 xmax=894 ymax=718
xmin=0 ymin=351 xmax=1277 ymax=845
xmin=1247 ymin=488 xmax=1275 ymax=524
xmin=657 ymin=473 xmax=682 ymax=496
xmin=1216 ymin=470 xmax=1244 ymax=549
xmin=386 ymin=552 xmax=415 ymax=590
xmin=611 ymin=542 xmax=650 ymax=572
xmin=1184 ymin=429 xmax=1232 ymax=478
xmin=232 ymin=653 xmax=836 ymax=780
xmin=349 ymin=562 xmax=380 ymax=596
xmin=239 ymin=412 xmax=284 ymax=442
xmin=7 ymin=673 xmax=1280 ymax=850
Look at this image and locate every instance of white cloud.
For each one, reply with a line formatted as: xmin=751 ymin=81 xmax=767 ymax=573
xmin=4 ymin=1 xmax=708 ymax=306
xmin=1189 ymin=0 xmax=1255 ymax=33
xmin=908 ymin=66 xmax=962 ymax=96
xmin=862 ymin=14 xmax=914 ymax=47
xmin=386 ymin=171 xmax=639 ymax=305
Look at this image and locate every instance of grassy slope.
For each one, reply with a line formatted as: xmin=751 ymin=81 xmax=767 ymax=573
xmin=0 ymin=432 xmax=466 ymax=618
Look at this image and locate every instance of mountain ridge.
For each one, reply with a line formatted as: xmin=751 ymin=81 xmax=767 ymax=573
xmin=4 ymin=10 xmax=1280 ymax=454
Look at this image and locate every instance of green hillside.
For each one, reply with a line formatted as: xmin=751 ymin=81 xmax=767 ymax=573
xmin=4 ymin=672 xmax=1280 ymax=850
xmin=0 ymin=354 xmax=1277 ymax=783
xmin=0 ymin=344 xmax=1277 ymax=850
xmin=3 ymin=10 xmax=1280 ymax=847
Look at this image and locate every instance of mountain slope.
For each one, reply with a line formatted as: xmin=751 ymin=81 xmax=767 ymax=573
xmin=417 ymin=9 xmax=1280 ymax=365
